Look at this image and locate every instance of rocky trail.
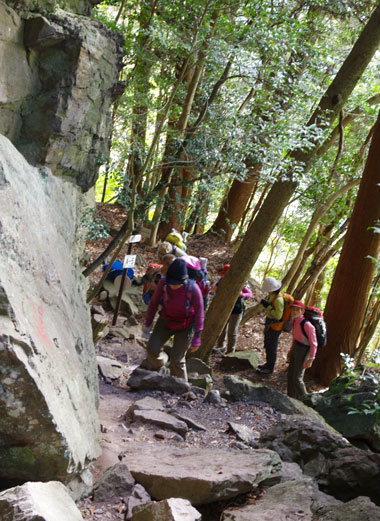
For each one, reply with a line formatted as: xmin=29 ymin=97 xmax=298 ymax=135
xmin=72 ymin=204 xmax=380 ymax=521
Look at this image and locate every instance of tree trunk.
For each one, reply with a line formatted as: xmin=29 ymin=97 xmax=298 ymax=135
xmin=209 ymin=167 xmax=260 ymax=242
xmin=311 ymin=110 xmax=380 ymax=385
xmin=197 ymin=6 xmax=380 ymax=361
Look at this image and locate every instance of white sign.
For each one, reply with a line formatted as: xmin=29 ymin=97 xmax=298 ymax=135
xmin=129 ymin=234 xmax=142 ymax=243
xmin=123 ymin=255 xmax=136 ymax=268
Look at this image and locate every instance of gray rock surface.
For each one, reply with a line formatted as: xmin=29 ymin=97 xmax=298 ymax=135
xmin=0 ymin=137 xmax=100 ymax=493
xmin=314 ymin=374 xmax=380 ymax=452
xmin=92 ymin=463 xmax=135 ymax=501
xmin=132 ymin=498 xmax=201 ymax=521
xmin=132 ymin=410 xmax=188 ymax=437
xmin=0 ymin=481 xmax=83 ymax=520
xmin=127 ymin=367 xmax=191 ymax=394
xmin=228 ymin=422 xmax=260 ymax=445
xmin=0 ymin=2 xmax=124 ymax=190
xmin=260 ymin=416 xmax=380 ymax=505
xmin=125 ymin=484 xmax=152 ymax=520
xmin=97 ymin=356 xmax=124 ymax=380
xmin=224 ymin=376 xmax=325 ymax=417
xmin=121 ymin=442 xmax=281 ymax=504
xmin=317 ymin=495 xmax=380 ymax=521
xmin=186 ymin=357 xmax=212 ymax=375
xmin=221 ymin=479 xmax=340 ymax=520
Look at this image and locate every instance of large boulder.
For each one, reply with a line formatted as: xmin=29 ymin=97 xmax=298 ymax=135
xmin=121 ymin=441 xmax=281 ymax=505
xmin=0 ymin=137 xmax=100 ymax=495
xmin=0 ymin=1 xmax=124 ymax=190
xmin=260 ymin=416 xmax=380 ymax=505
xmin=0 ymin=481 xmax=83 ymax=520
xmin=314 ymin=373 xmax=380 ymax=452
xmin=221 ymin=478 xmax=340 ymax=521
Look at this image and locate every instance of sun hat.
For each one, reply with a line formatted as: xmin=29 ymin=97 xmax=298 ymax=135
xmin=219 ymin=264 xmax=230 ymax=277
xmin=291 ymin=300 xmax=305 ymax=310
xmin=261 ymin=277 xmax=281 ymax=292
xmin=166 ymin=258 xmax=188 ymax=285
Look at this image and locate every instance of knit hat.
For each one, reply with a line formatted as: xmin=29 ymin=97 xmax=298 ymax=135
xmin=291 ymin=300 xmax=305 ymax=310
xmin=166 ymin=258 xmax=188 ymax=285
xmin=219 ymin=264 xmax=230 ymax=277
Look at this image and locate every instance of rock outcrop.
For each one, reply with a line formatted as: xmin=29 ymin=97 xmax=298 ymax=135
xmin=0 ymin=0 xmax=124 ymax=497
xmin=1 ymin=0 xmax=124 ymax=190
xmin=0 ymin=481 xmax=84 ymax=521
xmin=0 ymin=136 xmax=100 ymax=495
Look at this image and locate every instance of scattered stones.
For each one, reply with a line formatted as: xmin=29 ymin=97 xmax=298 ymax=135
xmin=97 ymin=356 xmax=124 ymax=380
xmin=127 ymin=368 xmax=191 ymax=394
xmin=132 ymin=410 xmax=188 ymax=437
xmin=92 ymin=463 xmax=135 ymax=501
xmin=204 ymin=389 xmax=225 ymax=405
xmin=186 ymin=358 xmax=212 ymax=376
xmin=171 ymin=412 xmax=207 ymax=431
xmin=131 ymin=498 xmax=201 ymax=521
xmin=124 ymin=484 xmax=152 ymax=520
xmin=227 ymin=422 xmax=260 ymax=445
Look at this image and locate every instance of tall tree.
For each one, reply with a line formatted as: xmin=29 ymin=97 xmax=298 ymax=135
xmin=311 ymin=110 xmax=380 ymax=385
xmin=196 ymin=4 xmax=380 ymax=361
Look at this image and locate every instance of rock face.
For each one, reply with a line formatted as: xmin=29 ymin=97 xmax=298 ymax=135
xmin=314 ymin=373 xmax=380 ymax=452
xmin=121 ymin=442 xmax=281 ymax=505
xmin=260 ymin=416 xmax=380 ymax=505
xmin=0 ymin=1 xmax=124 ymax=190
xmin=0 ymin=136 xmax=101 ymax=493
xmin=0 ymin=481 xmax=84 ymax=521
xmin=221 ymin=479 xmax=341 ymax=521
xmin=0 ymin=0 xmax=123 ymax=496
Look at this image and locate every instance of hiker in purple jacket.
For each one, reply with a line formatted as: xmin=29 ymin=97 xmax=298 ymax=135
xmin=141 ymin=258 xmax=204 ymax=380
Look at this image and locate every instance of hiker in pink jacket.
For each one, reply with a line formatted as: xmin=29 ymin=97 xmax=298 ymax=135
xmin=287 ymin=300 xmax=317 ymax=400
xmin=141 ymin=258 xmax=204 ymax=381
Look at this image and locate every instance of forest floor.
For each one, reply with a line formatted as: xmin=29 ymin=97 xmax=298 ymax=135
xmin=78 ymin=202 xmax=326 ymax=521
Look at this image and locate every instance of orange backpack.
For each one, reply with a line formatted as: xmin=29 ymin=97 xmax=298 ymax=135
xmin=270 ymin=293 xmax=294 ymax=332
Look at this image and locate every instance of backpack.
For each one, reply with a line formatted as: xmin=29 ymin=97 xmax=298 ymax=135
xmin=165 ymin=230 xmax=187 ymax=251
xmin=232 ymin=296 xmax=244 ymax=315
xmin=161 ymin=279 xmax=196 ymax=330
xmin=270 ymin=293 xmax=295 ymax=332
xmin=184 ymin=255 xmax=210 ymax=310
xmin=141 ymin=263 xmax=162 ymax=301
xmin=301 ymin=306 xmax=327 ymax=348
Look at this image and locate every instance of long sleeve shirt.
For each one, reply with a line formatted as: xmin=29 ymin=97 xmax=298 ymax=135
xmin=144 ymin=277 xmax=204 ymax=346
xmin=292 ymin=315 xmax=318 ymax=360
xmin=266 ymin=293 xmax=284 ymax=320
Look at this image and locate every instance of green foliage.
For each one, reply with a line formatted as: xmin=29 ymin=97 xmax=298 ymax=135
xmin=80 ymin=206 xmax=110 ymax=242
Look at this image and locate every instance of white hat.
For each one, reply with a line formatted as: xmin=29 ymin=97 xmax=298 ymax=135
xmin=261 ymin=277 xmax=281 ymax=292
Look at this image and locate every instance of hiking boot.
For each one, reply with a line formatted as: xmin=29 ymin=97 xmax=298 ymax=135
xmin=256 ymin=366 xmax=273 ymax=375
xmin=258 ymin=363 xmax=269 ymax=370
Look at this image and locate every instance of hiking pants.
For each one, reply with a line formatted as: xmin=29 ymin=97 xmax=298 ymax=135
xmin=287 ymin=340 xmax=310 ymax=399
xmin=218 ymin=312 xmax=242 ymax=353
xmin=144 ymin=317 xmax=193 ymax=380
xmin=263 ymin=323 xmax=282 ymax=370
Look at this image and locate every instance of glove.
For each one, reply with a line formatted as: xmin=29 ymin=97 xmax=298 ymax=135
xmin=142 ymin=324 xmax=151 ymax=334
xmin=260 ymin=299 xmax=269 ymax=308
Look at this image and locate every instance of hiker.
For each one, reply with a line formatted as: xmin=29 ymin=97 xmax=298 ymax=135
xmin=256 ymin=277 xmax=290 ymax=374
xmin=287 ymin=300 xmax=317 ymax=400
xmin=214 ymin=264 xmax=253 ymax=354
xmin=141 ymin=258 xmax=204 ymax=381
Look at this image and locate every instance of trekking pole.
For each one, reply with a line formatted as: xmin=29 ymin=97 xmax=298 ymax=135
xmin=112 ymin=235 xmax=141 ymax=326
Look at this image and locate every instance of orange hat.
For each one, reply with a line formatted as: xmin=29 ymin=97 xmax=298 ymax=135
xmin=219 ymin=264 xmax=230 ymax=277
